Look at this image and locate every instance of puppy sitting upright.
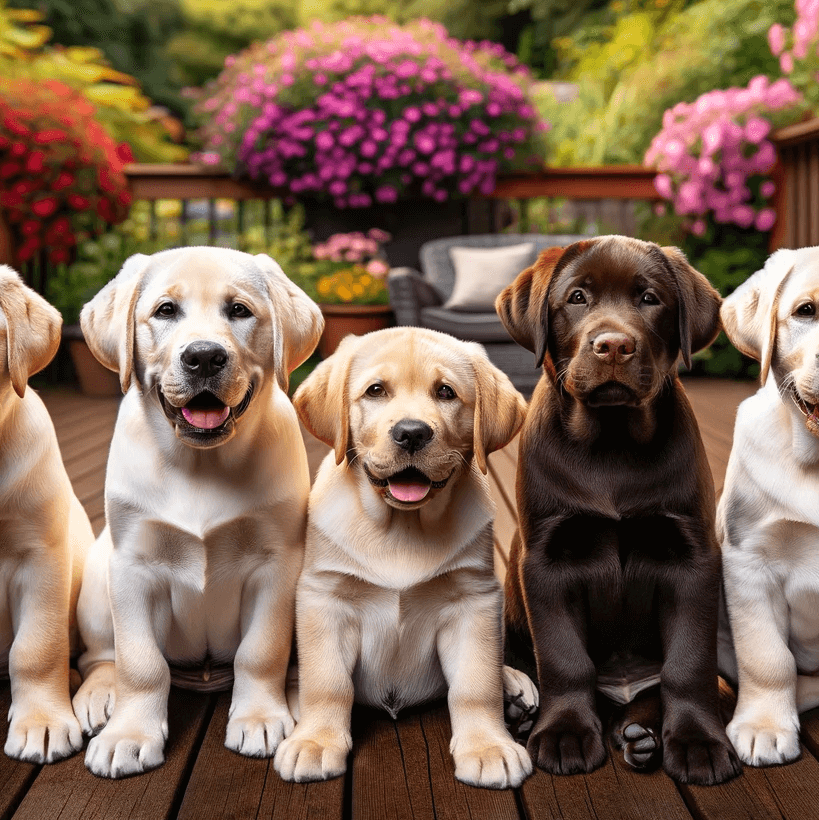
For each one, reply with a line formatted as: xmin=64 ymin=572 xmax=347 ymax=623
xmin=72 ymin=247 xmax=323 ymax=778
xmin=0 ymin=266 xmax=94 ymax=764
xmin=718 ymin=247 xmax=819 ymax=766
xmin=497 ymin=236 xmax=741 ymax=785
xmin=275 ymin=327 xmax=535 ymax=789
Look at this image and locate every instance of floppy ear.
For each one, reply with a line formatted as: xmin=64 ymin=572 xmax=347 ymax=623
xmin=254 ymin=254 xmax=324 ymax=392
xmin=720 ymin=248 xmax=798 ymax=384
xmin=0 ymin=265 xmax=62 ymax=397
xmin=470 ymin=344 xmax=527 ymax=474
xmin=660 ymin=246 xmax=722 ymax=370
xmin=80 ymin=253 xmax=150 ymax=394
xmin=496 ymin=241 xmax=597 ymax=369
xmin=293 ymin=334 xmax=360 ymax=465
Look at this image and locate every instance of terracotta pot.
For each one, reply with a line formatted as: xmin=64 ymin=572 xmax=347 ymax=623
xmin=63 ymin=325 xmax=121 ymax=397
xmin=318 ymin=304 xmax=395 ymax=359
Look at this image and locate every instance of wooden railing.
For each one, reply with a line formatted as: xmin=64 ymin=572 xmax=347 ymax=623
xmin=771 ymin=118 xmax=819 ymax=250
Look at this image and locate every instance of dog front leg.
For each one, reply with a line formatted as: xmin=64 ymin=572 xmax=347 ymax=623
xmin=84 ymin=554 xmax=171 ymax=779
xmin=438 ymin=582 xmax=533 ymax=789
xmin=5 ymin=548 xmax=82 ymax=763
xmin=659 ymin=558 xmax=741 ymax=784
xmin=274 ymin=577 xmax=359 ymax=783
xmin=226 ymin=560 xmax=299 ymax=758
xmin=723 ymin=553 xmax=801 ymax=766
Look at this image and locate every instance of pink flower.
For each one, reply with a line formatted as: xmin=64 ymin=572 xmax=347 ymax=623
xmin=760 ymin=180 xmax=776 ymax=198
xmin=781 ymin=52 xmax=795 ymax=73
xmin=768 ymin=23 xmax=786 ymax=56
xmin=744 ymin=117 xmax=771 ymax=144
xmin=691 ymin=219 xmax=707 ymax=236
xmin=755 ymin=209 xmax=777 ymax=231
xmin=654 ymin=173 xmax=673 ymax=199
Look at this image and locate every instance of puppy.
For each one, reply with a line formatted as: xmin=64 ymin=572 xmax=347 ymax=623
xmin=497 ymin=236 xmax=741 ymax=785
xmin=0 ymin=266 xmax=94 ymax=763
xmin=72 ymin=247 xmax=323 ymax=778
xmin=274 ymin=327 xmax=535 ymax=789
xmin=718 ymin=246 xmax=819 ymax=766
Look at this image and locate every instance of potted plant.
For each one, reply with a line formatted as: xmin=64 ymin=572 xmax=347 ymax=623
xmin=310 ymin=229 xmax=393 ymax=358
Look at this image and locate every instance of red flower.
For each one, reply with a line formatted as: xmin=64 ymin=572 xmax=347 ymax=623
xmin=53 ymin=171 xmax=75 ymax=191
xmin=31 ymin=197 xmax=58 ymax=217
xmin=2 ymin=116 xmax=29 ymax=137
xmin=0 ymin=161 xmax=20 ymax=179
xmin=21 ymin=220 xmax=39 ymax=236
xmin=49 ymin=248 xmax=70 ymax=264
xmin=116 ymin=142 xmax=134 ymax=164
xmin=25 ymin=151 xmax=45 ymax=173
xmin=0 ymin=191 xmax=22 ymax=207
xmin=34 ymin=129 xmax=68 ymax=144
xmin=67 ymin=194 xmax=91 ymax=210
xmin=10 ymin=142 xmax=26 ymax=157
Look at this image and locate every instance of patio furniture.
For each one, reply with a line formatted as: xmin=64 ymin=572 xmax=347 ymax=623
xmin=387 ymin=233 xmax=586 ymax=395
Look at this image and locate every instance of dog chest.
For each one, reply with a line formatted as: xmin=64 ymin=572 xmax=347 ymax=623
xmin=351 ymin=584 xmax=452 ymax=715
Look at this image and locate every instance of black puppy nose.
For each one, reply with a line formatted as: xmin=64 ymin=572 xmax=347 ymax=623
xmin=181 ymin=341 xmax=228 ymax=377
xmin=391 ymin=419 xmax=434 ymax=453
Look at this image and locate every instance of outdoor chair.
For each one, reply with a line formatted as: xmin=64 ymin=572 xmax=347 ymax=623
xmin=387 ymin=233 xmax=585 ymax=396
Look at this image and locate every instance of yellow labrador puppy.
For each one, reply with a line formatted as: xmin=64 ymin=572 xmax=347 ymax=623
xmin=0 ymin=266 xmax=93 ymax=763
xmin=72 ymin=247 xmax=323 ymax=778
xmin=719 ymin=246 xmax=819 ymax=766
xmin=275 ymin=327 xmax=536 ymax=789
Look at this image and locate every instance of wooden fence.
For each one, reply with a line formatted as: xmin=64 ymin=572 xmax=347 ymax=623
xmin=771 ymin=117 xmax=819 ymax=250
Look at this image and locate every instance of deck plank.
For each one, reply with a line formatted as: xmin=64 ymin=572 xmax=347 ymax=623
xmin=178 ymin=693 xmax=344 ymax=820
xmin=11 ymin=688 xmax=212 ymax=820
xmin=0 ymin=688 xmax=40 ymax=820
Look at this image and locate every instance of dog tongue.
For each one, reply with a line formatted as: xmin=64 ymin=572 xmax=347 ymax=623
xmin=181 ymin=405 xmax=230 ymax=430
xmin=388 ymin=477 xmax=431 ymax=503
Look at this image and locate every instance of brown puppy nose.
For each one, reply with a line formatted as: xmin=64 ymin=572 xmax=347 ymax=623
xmin=592 ymin=332 xmax=636 ymax=364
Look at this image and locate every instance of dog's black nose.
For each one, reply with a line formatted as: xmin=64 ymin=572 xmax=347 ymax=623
xmin=181 ymin=341 xmax=228 ymax=377
xmin=391 ymin=419 xmax=434 ymax=453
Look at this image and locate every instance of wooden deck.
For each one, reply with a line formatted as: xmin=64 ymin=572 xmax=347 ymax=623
xmin=6 ymin=377 xmax=819 ymax=820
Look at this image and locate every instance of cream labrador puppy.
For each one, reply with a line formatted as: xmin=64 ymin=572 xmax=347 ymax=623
xmin=719 ymin=246 xmax=819 ymax=766
xmin=72 ymin=246 xmax=323 ymax=778
xmin=274 ymin=327 xmax=536 ymax=789
xmin=0 ymin=265 xmax=94 ymax=763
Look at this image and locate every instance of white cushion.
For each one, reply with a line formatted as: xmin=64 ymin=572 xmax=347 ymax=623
xmin=444 ymin=243 xmax=535 ymax=311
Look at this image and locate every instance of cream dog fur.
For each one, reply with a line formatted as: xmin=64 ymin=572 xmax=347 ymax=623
xmin=0 ymin=265 xmax=93 ymax=763
xmin=719 ymin=246 xmax=819 ymax=766
xmin=72 ymin=247 xmax=323 ymax=778
xmin=275 ymin=327 xmax=536 ymax=789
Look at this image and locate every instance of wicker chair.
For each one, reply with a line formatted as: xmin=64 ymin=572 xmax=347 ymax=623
xmin=387 ymin=233 xmax=585 ymax=396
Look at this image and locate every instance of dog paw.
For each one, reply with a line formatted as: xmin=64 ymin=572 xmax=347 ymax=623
xmin=664 ymin=725 xmax=742 ymax=785
xmin=273 ymin=728 xmax=351 ymax=782
xmin=618 ymin=723 xmax=661 ymax=771
xmin=225 ymin=707 xmax=295 ymax=758
xmin=84 ymin=721 xmax=166 ymax=778
xmin=727 ymin=714 xmax=800 ymax=767
xmin=527 ymin=712 xmax=606 ymax=775
xmin=503 ymin=666 xmax=539 ymax=738
xmin=4 ymin=703 xmax=83 ymax=763
xmin=72 ymin=662 xmax=117 ymax=736
xmin=452 ymin=734 xmax=533 ymax=789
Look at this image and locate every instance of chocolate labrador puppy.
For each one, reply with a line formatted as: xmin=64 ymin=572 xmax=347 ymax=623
xmin=496 ymin=236 xmax=741 ymax=785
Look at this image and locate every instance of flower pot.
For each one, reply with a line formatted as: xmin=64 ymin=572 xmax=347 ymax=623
xmin=318 ymin=304 xmax=395 ymax=359
xmin=63 ymin=325 xmax=121 ymax=397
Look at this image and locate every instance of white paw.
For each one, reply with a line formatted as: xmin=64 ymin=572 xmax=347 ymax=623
xmin=452 ymin=733 xmax=533 ymax=789
xmin=72 ymin=663 xmax=117 ymax=736
xmin=84 ymin=720 xmax=167 ymax=778
xmin=274 ymin=728 xmax=351 ymax=782
xmin=727 ymin=714 xmax=800 ymax=766
xmin=503 ymin=665 xmax=539 ymax=713
xmin=225 ymin=705 xmax=294 ymax=758
xmin=5 ymin=702 xmax=83 ymax=763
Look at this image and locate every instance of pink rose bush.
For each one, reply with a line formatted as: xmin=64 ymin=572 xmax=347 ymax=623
xmin=645 ymin=76 xmax=801 ymax=233
xmin=193 ymin=17 xmax=547 ymax=207
xmin=769 ymin=1 xmax=819 ymax=108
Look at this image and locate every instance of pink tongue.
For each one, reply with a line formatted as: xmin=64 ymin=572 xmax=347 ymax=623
xmin=388 ymin=480 xmax=430 ymax=503
xmin=181 ymin=405 xmax=230 ymax=430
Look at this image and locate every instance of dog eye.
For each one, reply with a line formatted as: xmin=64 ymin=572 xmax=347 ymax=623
xmin=436 ymin=384 xmax=456 ymax=400
xmin=796 ymin=302 xmax=816 ymax=317
xmin=641 ymin=292 xmax=660 ymax=305
xmin=568 ymin=290 xmax=586 ymax=305
xmin=230 ymin=303 xmax=253 ymax=319
xmin=365 ymin=384 xmax=386 ymax=398
xmin=155 ymin=302 xmax=177 ymax=318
